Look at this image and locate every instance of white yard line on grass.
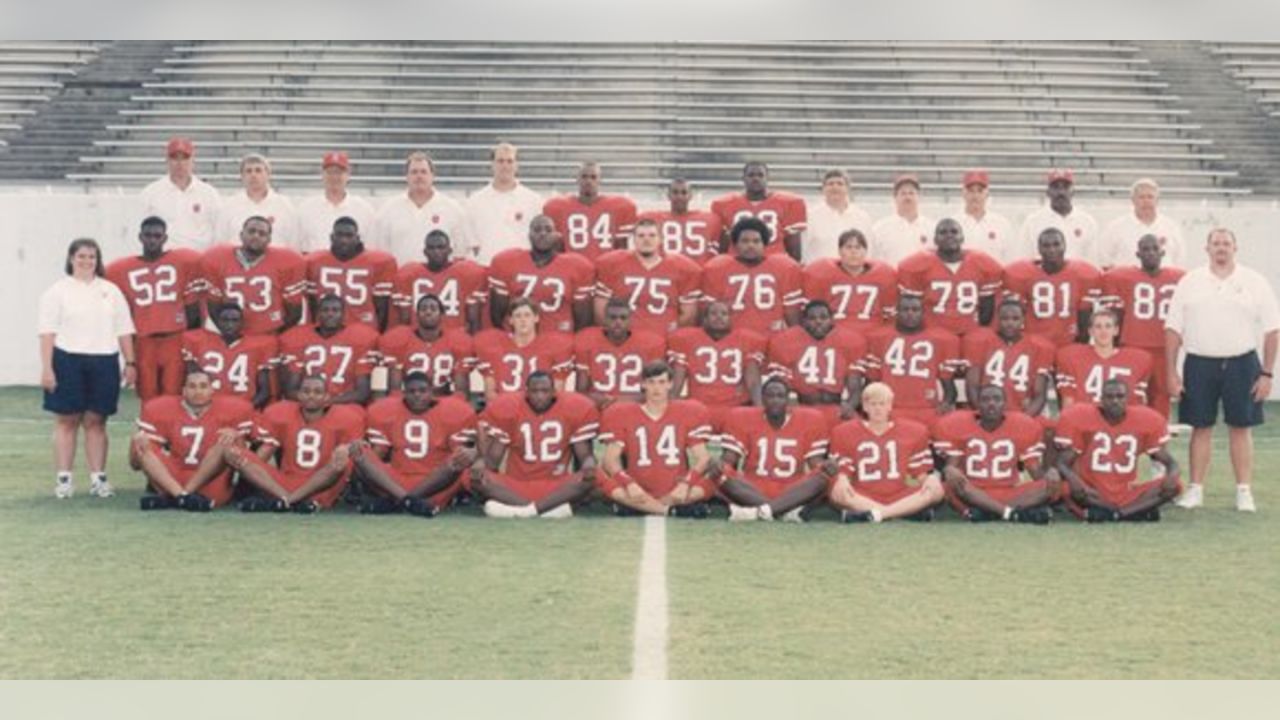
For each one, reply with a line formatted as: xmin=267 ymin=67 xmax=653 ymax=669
xmin=631 ymin=514 xmax=669 ymax=680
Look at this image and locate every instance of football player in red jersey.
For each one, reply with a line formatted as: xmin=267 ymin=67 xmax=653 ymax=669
xmin=863 ymin=294 xmax=962 ymax=428
xmin=305 ymin=216 xmax=397 ymax=331
xmin=827 ymin=382 xmax=944 ymax=522
xmin=935 ymin=385 xmax=1061 ymax=524
xmin=488 ymin=214 xmax=594 ymax=333
xmin=278 ymin=294 xmax=379 ymax=405
xmin=594 ymin=218 xmax=701 ymax=334
xmin=354 ymin=372 xmax=478 ymax=517
xmin=710 ymin=161 xmax=806 ymax=261
xmin=474 ymin=298 xmax=574 ymax=402
xmin=1055 ymin=378 xmax=1182 ymax=521
xmin=766 ymin=300 xmax=867 ymax=425
xmin=541 ymin=161 xmax=638 ymax=261
xmin=700 ymin=216 xmax=803 ymax=335
xmin=717 ymin=378 xmax=833 ymax=522
xmin=668 ymin=300 xmax=766 ymax=432
xmin=802 ymin=228 xmax=898 ymax=335
xmin=574 ymin=299 xmax=666 ymax=410
xmin=379 ymin=293 xmax=474 ymax=397
xmin=181 ymin=303 xmax=276 ymax=409
xmin=106 ymin=216 xmax=203 ymax=400
xmin=962 ymin=299 xmax=1055 ymax=419
xmin=637 ymin=178 xmax=722 ymax=265
xmin=1055 ymin=308 xmax=1151 ymax=408
xmin=598 ymin=361 xmax=717 ymax=517
xmin=202 ymin=216 xmax=307 ymax=336
xmin=473 ymin=371 xmax=599 ymax=518
xmin=898 ymin=217 xmax=1002 ymax=337
xmin=226 ymin=374 xmax=366 ymax=513
xmin=130 ymin=369 xmax=255 ymax=511
xmin=393 ymin=228 xmax=487 ymax=333
xmin=1002 ymin=227 xmax=1101 ymax=346
xmin=1099 ymin=234 xmax=1186 ymax=418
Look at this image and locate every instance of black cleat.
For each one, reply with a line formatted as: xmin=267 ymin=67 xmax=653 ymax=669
xmin=905 ymin=508 xmax=936 ymax=522
xmin=612 ymin=503 xmax=645 ymax=518
xmin=1086 ymin=506 xmax=1122 ymax=523
xmin=967 ymin=508 xmax=998 ymax=523
xmin=139 ymin=495 xmax=176 ymax=511
xmin=360 ymin=497 xmax=400 ymax=515
xmin=178 ymin=494 xmax=214 ymax=513
xmin=402 ymin=497 xmax=437 ymax=518
xmin=1121 ymin=508 xmax=1161 ymax=522
xmin=239 ymin=497 xmax=286 ymax=513
xmin=452 ymin=489 xmax=475 ymax=507
xmin=840 ymin=510 xmax=875 ymax=523
xmin=668 ymin=503 xmax=710 ymax=520
xmin=1011 ymin=507 xmax=1052 ymax=525
xmin=292 ymin=500 xmax=319 ymax=515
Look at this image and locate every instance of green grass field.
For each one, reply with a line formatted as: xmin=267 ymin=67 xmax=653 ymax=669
xmin=0 ymin=387 xmax=1276 ymax=679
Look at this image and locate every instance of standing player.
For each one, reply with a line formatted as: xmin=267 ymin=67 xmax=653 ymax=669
xmin=202 ymin=216 xmax=307 ymax=336
xmin=474 ymin=299 xmax=574 ymax=401
xmin=804 ymin=168 xmax=874 ymax=263
xmin=574 ymin=299 xmax=667 ymax=410
xmin=1055 ymin=309 xmax=1152 ymax=409
xmin=305 ymin=216 xmax=397 ymax=330
xmin=217 ymin=154 xmax=299 ymax=249
xmin=296 ymin=151 xmax=377 ymax=253
xmin=393 ymin=229 xmax=487 ymax=333
xmin=962 ymin=299 xmax=1055 ymax=419
xmin=863 ymin=295 xmax=963 ymax=428
xmin=897 ymin=218 xmax=1002 ymax=337
xmin=637 ymin=178 xmax=722 ymax=265
xmin=1018 ymin=169 xmax=1098 ymax=264
xmin=871 ymin=174 xmax=935 ymax=265
xmin=766 ymin=300 xmax=867 ymax=426
xmin=278 ymin=295 xmax=379 ymax=405
xmin=594 ymin=217 xmax=701 ymax=334
xmin=802 ymin=228 xmax=897 ymax=335
xmin=710 ymin=161 xmax=807 ymax=261
xmin=1002 ymin=227 xmax=1101 ymax=346
xmin=700 ymin=217 xmax=803 ymax=335
xmin=379 ymin=294 xmax=474 ymax=396
xmin=473 ymin=371 xmax=599 ymax=519
xmin=106 ymin=216 xmax=203 ymax=400
xmin=954 ymin=170 xmax=1015 ymax=262
xmin=488 ymin=214 xmax=595 ymax=333
xmin=181 ymin=303 xmax=277 ymax=409
xmin=668 ymin=301 xmax=766 ymax=432
xmin=1098 ymin=178 xmax=1186 ymax=270
xmin=139 ymin=137 xmax=220 ymax=250
xmin=541 ymin=161 xmax=637 ymax=261
xmin=373 ymin=151 xmax=470 ymax=263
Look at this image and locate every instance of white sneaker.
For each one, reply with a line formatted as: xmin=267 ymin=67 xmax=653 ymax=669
xmin=1236 ymin=486 xmax=1257 ymax=513
xmin=728 ymin=503 xmax=760 ymax=522
xmin=539 ymin=503 xmax=573 ymax=519
xmin=89 ymin=478 xmax=114 ymax=498
xmin=1175 ymin=483 xmax=1204 ymax=509
xmin=483 ymin=500 xmax=536 ymax=519
xmin=781 ymin=507 xmax=806 ymax=523
xmin=54 ymin=477 xmax=73 ymax=499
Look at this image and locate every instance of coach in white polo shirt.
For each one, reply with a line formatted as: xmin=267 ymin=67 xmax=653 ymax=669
xmin=804 ymin=168 xmax=874 ymax=262
xmin=296 ymin=151 xmax=376 ymax=253
xmin=139 ymin=137 xmax=221 ymax=250
xmin=1018 ymin=169 xmax=1099 ymax=264
xmin=1098 ymin=178 xmax=1185 ymax=269
xmin=954 ymin=169 xmax=1015 ymax=262
xmin=1165 ymin=228 xmax=1279 ymax=512
xmin=464 ymin=142 xmax=544 ymax=265
xmin=870 ymin=174 xmax=934 ymax=265
xmin=373 ymin=151 xmax=469 ymax=263
xmin=217 ymin=153 xmax=299 ymax=249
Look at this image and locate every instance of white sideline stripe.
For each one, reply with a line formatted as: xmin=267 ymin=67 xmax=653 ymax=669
xmin=630 ymin=515 xmax=669 ymax=680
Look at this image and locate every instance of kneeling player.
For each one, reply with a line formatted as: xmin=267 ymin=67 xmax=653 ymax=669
xmin=935 ymin=385 xmax=1061 ymax=524
xmin=598 ymin=361 xmax=717 ymax=517
xmin=1054 ymin=378 xmax=1181 ymax=522
xmin=354 ymin=372 xmax=478 ymax=517
xmin=131 ymin=369 xmax=254 ymax=511
xmin=473 ymin=371 xmax=599 ymax=519
xmin=827 ymin=382 xmax=943 ymax=523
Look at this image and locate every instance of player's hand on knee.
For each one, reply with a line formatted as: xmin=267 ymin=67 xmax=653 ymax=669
xmin=224 ymin=445 xmax=248 ymax=470
xmin=704 ymin=458 xmax=723 ymax=481
xmin=216 ymin=428 xmax=241 ymax=446
xmin=820 ymin=457 xmax=840 ymax=478
xmin=450 ymin=447 xmax=477 ymax=471
xmin=330 ymin=444 xmax=352 ymax=470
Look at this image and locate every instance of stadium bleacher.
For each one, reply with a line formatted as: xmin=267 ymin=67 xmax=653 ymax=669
xmin=0 ymin=42 xmax=99 ymax=149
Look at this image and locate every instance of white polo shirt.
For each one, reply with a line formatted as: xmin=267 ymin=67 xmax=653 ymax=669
xmin=1166 ymin=264 xmax=1280 ymax=358
xmin=465 ymin=182 xmax=544 ymax=265
xmin=870 ymin=212 xmax=935 ymax=265
xmin=804 ymin=200 xmax=874 ymax=262
xmin=1098 ymin=212 xmax=1185 ymax=269
xmin=1018 ymin=206 xmax=1100 ymax=265
xmin=217 ymin=188 xmax=300 ymax=249
xmin=372 ymin=190 xmax=470 ymax=264
xmin=296 ymin=192 xmax=378 ymax=253
xmin=956 ymin=208 xmax=1015 ymax=263
xmin=139 ymin=174 xmax=222 ymax=250
xmin=38 ymin=276 xmax=136 ymax=355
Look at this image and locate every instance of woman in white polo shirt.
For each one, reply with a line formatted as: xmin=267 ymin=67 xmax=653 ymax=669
xmin=37 ymin=238 xmax=137 ymax=500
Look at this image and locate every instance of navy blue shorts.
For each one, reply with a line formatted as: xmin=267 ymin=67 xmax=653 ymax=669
xmin=42 ymin=348 xmax=122 ymax=417
xmin=1178 ymin=352 xmax=1264 ymax=429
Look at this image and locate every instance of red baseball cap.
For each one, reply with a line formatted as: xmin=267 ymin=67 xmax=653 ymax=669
xmin=166 ymin=137 xmax=194 ymax=158
xmin=892 ymin=173 xmax=921 ymax=191
xmin=1047 ymin=168 xmax=1075 ymax=185
xmin=322 ymin=151 xmax=350 ymax=170
xmin=962 ymin=169 xmax=990 ymax=188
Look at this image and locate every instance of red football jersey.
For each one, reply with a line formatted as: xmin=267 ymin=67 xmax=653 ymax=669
xmin=137 ymin=395 xmax=255 ymax=467
xmin=481 ymin=391 xmax=600 ymax=484
xmin=106 ymin=249 xmax=202 ymax=337
xmin=473 ymin=329 xmax=574 ymax=393
xmin=377 ymin=326 xmax=475 ymax=391
xmin=709 ymin=191 xmax=807 ymax=256
xmin=933 ymin=410 xmax=1045 ymax=486
xmin=594 ymin=250 xmax=702 ymax=335
xmin=598 ymin=399 xmax=713 ymax=496
xmin=542 ymin=194 xmax=638 ymax=261
xmin=181 ymin=329 xmax=278 ymax=401
xmin=898 ymin=249 xmax=1003 ymax=336
xmin=1055 ymin=403 xmax=1169 ymax=495
xmin=573 ymin=328 xmax=667 ymax=397
xmin=1099 ymin=266 xmax=1185 ymax=349
xmin=487 ymin=249 xmax=595 ymax=334
xmin=305 ymin=249 xmax=397 ymax=328
xmin=1055 ymin=344 xmax=1151 ymax=405
xmin=829 ymin=418 xmax=933 ymax=483
xmin=1002 ymin=259 xmax=1102 ymax=345
xmin=863 ymin=327 xmax=963 ymax=411
xmin=392 ymin=259 xmax=488 ymax=331
xmin=802 ymin=258 xmax=898 ymax=335
xmin=766 ymin=326 xmax=866 ymax=396
xmin=700 ymin=254 xmax=803 ymax=334
xmin=254 ymin=402 xmax=367 ymax=477
xmin=365 ymin=395 xmax=477 ymax=479
xmin=637 ymin=209 xmax=723 ymax=265
xmin=720 ymin=406 xmax=829 ymax=481
xmin=201 ymin=245 xmax=307 ymax=336
xmin=961 ymin=329 xmax=1055 ymax=410
xmin=278 ymin=324 xmax=380 ymax=397
xmin=667 ymin=327 xmax=767 ymax=408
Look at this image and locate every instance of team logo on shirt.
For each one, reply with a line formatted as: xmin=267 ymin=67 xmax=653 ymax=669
xmin=988 ymin=231 xmax=996 ymax=239
xmin=515 ymin=212 xmax=524 ymax=222
xmin=193 ymin=203 xmax=202 ymax=213
xmin=1074 ymin=228 xmax=1082 ymax=237
xmin=432 ymin=215 xmax=440 ymax=224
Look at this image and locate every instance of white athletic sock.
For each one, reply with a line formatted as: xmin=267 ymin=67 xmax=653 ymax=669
xmin=56 ymin=472 xmax=72 ymax=484
xmin=90 ymin=472 xmax=107 ymax=484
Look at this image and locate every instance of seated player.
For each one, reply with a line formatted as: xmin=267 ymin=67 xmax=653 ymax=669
xmin=305 ymin=216 xmax=397 ymax=330
xmin=717 ymin=378 xmax=832 ymax=522
xmin=472 ymin=371 xmax=599 ymax=519
xmin=598 ymin=361 xmax=717 ymax=517
xmin=827 ymin=382 xmax=944 ymax=523
xmin=278 ymin=294 xmax=379 ymax=405
xmin=130 ymin=369 xmax=255 ymax=511
xmin=935 ymin=385 xmax=1061 ymax=524
xmin=593 ymin=217 xmax=701 ymax=334
xmin=668 ymin=300 xmax=766 ymax=432
xmin=765 ymin=299 xmax=867 ymax=426
xmin=226 ymin=375 xmax=366 ymax=513
xmin=488 ymin=214 xmax=595 ymax=333
xmin=863 ymin=294 xmax=962 ymax=429
xmin=474 ymin=298 xmax=574 ymax=402
xmin=962 ymin=298 xmax=1055 ymax=419
xmin=801 ymin=228 xmax=897 ymax=335
xmin=1055 ymin=378 xmax=1182 ymax=522
xmin=393 ymin=228 xmax=487 ymax=332
xmin=379 ymin=293 xmax=474 ymax=396
xmin=1002 ymin=227 xmax=1101 ymax=346
xmin=1055 ymin=308 xmax=1152 ymax=408
xmin=897 ymin=217 xmax=1002 ymax=337
xmin=574 ymin=299 xmax=666 ymax=410
xmin=700 ymin=216 xmax=804 ymax=335
xmin=354 ymin=372 xmax=478 ymax=517
xmin=182 ymin=303 xmax=277 ymax=409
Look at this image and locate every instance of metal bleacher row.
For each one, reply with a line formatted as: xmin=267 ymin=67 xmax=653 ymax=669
xmin=0 ymin=41 xmax=100 ymax=148
xmin=29 ymin=41 xmax=1246 ymax=196
xmin=1206 ymin=41 xmax=1280 ymax=120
